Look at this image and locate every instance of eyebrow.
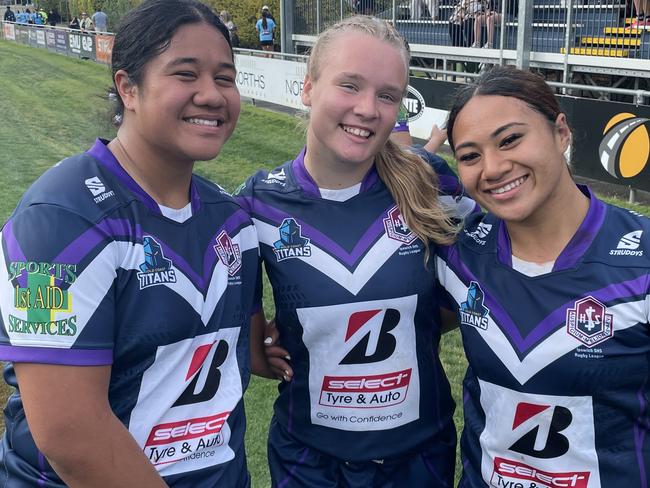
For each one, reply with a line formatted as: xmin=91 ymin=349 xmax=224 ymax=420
xmin=454 ymin=122 xmax=528 ymax=151
xmin=167 ymin=57 xmax=236 ymax=71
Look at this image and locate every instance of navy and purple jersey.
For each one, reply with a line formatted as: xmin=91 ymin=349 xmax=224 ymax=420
xmin=236 ymin=148 xmax=471 ymax=463
xmin=0 ymin=139 xmax=259 ymax=487
xmin=436 ymin=186 xmax=650 ymax=488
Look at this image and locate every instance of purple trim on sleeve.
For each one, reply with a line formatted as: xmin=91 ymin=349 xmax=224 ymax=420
xmin=2 ymin=219 xmax=26 ymax=263
xmin=553 ymin=186 xmax=605 ymax=272
xmin=0 ymin=345 xmax=113 ymax=365
xmin=241 ymin=196 xmax=390 ymax=267
xmin=291 ymin=147 xmax=320 ymax=198
xmin=497 ymin=221 xmax=513 ymax=268
xmin=445 ymin=245 xmax=650 ymax=353
xmin=635 ymin=377 xmax=649 ymax=487
xmin=292 ymin=146 xmax=379 ymax=196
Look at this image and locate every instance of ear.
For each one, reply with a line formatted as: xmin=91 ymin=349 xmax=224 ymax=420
xmin=554 ymin=112 xmax=571 ymax=152
xmin=301 ymin=74 xmax=313 ymax=107
xmin=114 ymin=69 xmax=138 ymax=112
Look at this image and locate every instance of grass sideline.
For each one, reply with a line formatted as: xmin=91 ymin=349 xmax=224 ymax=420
xmin=1 ymin=40 xmax=650 ymax=486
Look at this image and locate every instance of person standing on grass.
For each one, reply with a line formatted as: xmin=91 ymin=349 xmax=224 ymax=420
xmin=437 ymin=65 xmax=650 ymax=487
xmin=256 ymin=8 xmax=276 ymax=55
xmin=92 ymin=8 xmax=108 ymax=33
xmin=238 ymin=16 xmax=473 ymax=488
xmin=4 ymin=6 xmax=15 ymax=22
xmin=0 ymin=1 xmax=261 ymax=486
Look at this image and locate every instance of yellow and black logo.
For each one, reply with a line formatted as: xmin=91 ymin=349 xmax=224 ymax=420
xmin=599 ymin=113 xmax=650 ymax=179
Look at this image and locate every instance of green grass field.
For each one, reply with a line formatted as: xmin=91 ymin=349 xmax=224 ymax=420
xmin=1 ymin=40 xmax=649 ymax=487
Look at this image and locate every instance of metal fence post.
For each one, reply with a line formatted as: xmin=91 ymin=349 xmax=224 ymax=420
xmin=341 ymin=0 xmax=344 ymax=21
xmin=515 ymin=0 xmax=534 ymax=70
xmin=392 ymin=0 xmax=397 ymax=25
xmin=561 ymin=0 xmax=574 ymax=92
xmin=316 ymin=0 xmax=321 ymax=34
xmin=280 ymin=0 xmax=294 ymax=53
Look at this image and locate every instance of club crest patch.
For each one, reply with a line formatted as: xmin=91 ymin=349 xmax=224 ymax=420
xmin=214 ymin=230 xmax=242 ymax=276
xmin=459 ymin=281 xmax=490 ymax=330
xmin=383 ymin=205 xmax=416 ymax=245
xmin=273 ymin=218 xmax=311 ymax=261
xmin=566 ymin=296 xmax=613 ymax=347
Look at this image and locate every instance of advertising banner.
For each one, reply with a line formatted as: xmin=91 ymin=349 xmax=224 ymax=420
xmin=68 ymin=31 xmax=82 ymax=57
xmin=45 ymin=29 xmax=56 ymax=51
xmin=234 ymin=55 xmax=307 ymax=110
xmin=28 ymin=27 xmax=37 ymax=47
xmin=95 ymin=34 xmax=114 ymax=65
xmin=16 ymin=25 xmax=29 ymax=45
xmin=54 ymin=30 xmax=67 ymax=54
xmin=80 ymin=33 xmax=95 ymax=60
xmin=3 ymin=22 xmax=16 ymax=41
xmin=571 ymin=98 xmax=650 ymax=192
xmin=36 ymin=28 xmax=46 ymax=48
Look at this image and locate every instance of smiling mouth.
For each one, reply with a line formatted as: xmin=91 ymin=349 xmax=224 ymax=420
xmin=341 ymin=125 xmax=372 ymax=138
xmin=489 ymin=176 xmax=527 ymax=195
xmin=185 ymin=117 xmax=224 ymax=128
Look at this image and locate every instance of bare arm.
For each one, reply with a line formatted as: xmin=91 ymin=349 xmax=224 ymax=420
xmin=14 ymin=363 xmax=167 ymax=488
xmin=250 ymin=310 xmax=293 ymax=380
xmin=440 ymin=307 xmax=460 ymax=333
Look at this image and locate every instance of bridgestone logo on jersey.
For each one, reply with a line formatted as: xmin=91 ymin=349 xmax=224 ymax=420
xmin=491 ymin=457 xmax=589 ymax=488
xmin=319 ymin=369 xmax=411 ymax=408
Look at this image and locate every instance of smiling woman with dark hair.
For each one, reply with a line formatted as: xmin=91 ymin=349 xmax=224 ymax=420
xmin=0 ymin=1 xmax=258 ymax=486
xmin=437 ymin=65 xmax=650 ymax=487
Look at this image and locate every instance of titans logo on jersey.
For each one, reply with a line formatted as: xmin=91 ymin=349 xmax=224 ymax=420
xmin=235 ymin=147 xmax=471 ymax=462
xmin=436 ymin=186 xmax=650 ymax=488
xmin=0 ymin=139 xmax=259 ymax=487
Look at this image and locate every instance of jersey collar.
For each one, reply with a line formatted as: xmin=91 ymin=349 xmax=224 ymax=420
xmin=291 ymin=146 xmax=380 ymax=198
xmin=87 ymin=139 xmax=202 ymax=215
xmin=496 ymin=185 xmax=606 ymax=272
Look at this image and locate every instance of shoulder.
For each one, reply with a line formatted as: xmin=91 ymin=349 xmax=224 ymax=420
xmin=592 ymin=202 xmax=650 ymax=267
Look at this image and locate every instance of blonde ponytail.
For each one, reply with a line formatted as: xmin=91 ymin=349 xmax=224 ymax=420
xmin=375 ymin=140 xmax=459 ymax=260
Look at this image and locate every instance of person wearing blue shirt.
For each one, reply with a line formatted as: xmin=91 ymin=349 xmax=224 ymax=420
xmin=255 ymin=9 xmax=276 ymax=54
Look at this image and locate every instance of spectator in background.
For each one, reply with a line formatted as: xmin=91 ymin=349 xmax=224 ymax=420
xmin=632 ymin=0 xmax=650 ymax=27
xmin=449 ymin=0 xmax=480 ymax=47
xmin=220 ymin=10 xmax=240 ymax=47
xmin=38 ymin=9 xmax=48 ymax=24
xmin=355 ymin=0 xmax=375 ymax=14
xmin=4 ymin=6 xmax=15 ymax=22
xmin=256 ymin=8 xmax=276 ymax=55
xmin=79 ymin=12 xmax=94 ymax=32
xmin=92 ymin=8 xmax=108 ymax=33
xmin=262 ymin=4 xmax=275 ymax=21
xmin=15 ymin=9 xmax=28 ymax=24
xmin=48 ymin=10 xmax=61 ymax=26
xmin=410 ymin=0 xmax=438 ymax=20
xmin=69 ymin=15 xmax=80 ymax=29
xmin=25 ymin=8 xmax=33 ymax=24
xmin=473 ymin=0 xmax=517 ymax=48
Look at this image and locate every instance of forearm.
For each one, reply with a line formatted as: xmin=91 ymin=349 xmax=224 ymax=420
xmin=46 ymin=410 xmax=167 ymax=488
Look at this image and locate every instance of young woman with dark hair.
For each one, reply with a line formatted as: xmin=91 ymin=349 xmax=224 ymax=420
xmin=0 ymin=1 xmax=258 ymax=486
xmin=256 ymin=9 xmax=276 ymax=54
xmin=438 ymin=65 xmax=650 ymax=487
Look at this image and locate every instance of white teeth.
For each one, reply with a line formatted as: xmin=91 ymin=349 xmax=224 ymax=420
xmin=342 ymin=126 xmax=371 ymax=138
xmin=186 ymin=118 xmax=221 ymax=127
xmin=490 ymin=176 xmax=526 ymax=194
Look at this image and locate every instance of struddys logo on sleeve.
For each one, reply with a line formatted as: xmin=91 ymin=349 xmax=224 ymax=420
xmin=8 ymin=261 xmax=77 ymax=336
xmin=459 ymin=281 xmax=490 ymax=330
xmin=273 ymin=218 xmax=311 ymax=261
xmin=138 ymin=236 xmax=177 ymax=290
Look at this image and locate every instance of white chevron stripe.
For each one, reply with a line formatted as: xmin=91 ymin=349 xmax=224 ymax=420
xmin=254 ymin=218 xmax=404 ymax=295
xmin=0 ymin=226 xmax=257 ymax=349
xmin=436 ymin=256 xmax=648 ymax=385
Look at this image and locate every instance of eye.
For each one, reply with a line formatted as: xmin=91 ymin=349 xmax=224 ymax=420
xmin=215 ymin=75 xmax=235 ymax=86
xmin=499 ymin=133 xmax=522 ymax=148
xmin=340 ymin=83 xmax=357 ymax=92
xmin=457 ymin=152 xmax=480 ymax=165
xmin=379 ymin=93 xmax=397 ymax=103
xmin=175 ymin=71 xmax=196 ymax=80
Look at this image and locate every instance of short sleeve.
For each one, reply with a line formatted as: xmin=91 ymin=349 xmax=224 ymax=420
xmin=0 ymin=205 xmax=117 ymax=365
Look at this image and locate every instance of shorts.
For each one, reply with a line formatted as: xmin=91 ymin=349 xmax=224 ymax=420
xmin=267 ymin=417 xmax=456 ymax=488
xmin=260 ymin=40 xmax=274 ymax=46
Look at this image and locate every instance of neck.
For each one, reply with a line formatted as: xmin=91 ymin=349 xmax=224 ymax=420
xmin=507 ymin=180 xmax=590 ymax=264
xmin=108 ymin=129 xmax=193 ymax=209
xmin=303 ymin=139 xmax=374 ymax=190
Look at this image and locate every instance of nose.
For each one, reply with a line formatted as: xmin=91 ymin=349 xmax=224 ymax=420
xmin=353 ymin=90 xmax=379 ymax=120
xmin=481 ymin=148 xmax=513 ymax=181
xmin=193 ymin=75 xmax=227 ymax=108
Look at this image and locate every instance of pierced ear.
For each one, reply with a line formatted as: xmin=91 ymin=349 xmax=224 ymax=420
xmin=301 ymin=74 xmax=313 ymax=107
xmin=114 ymin=69 xmax=138 ymax=111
